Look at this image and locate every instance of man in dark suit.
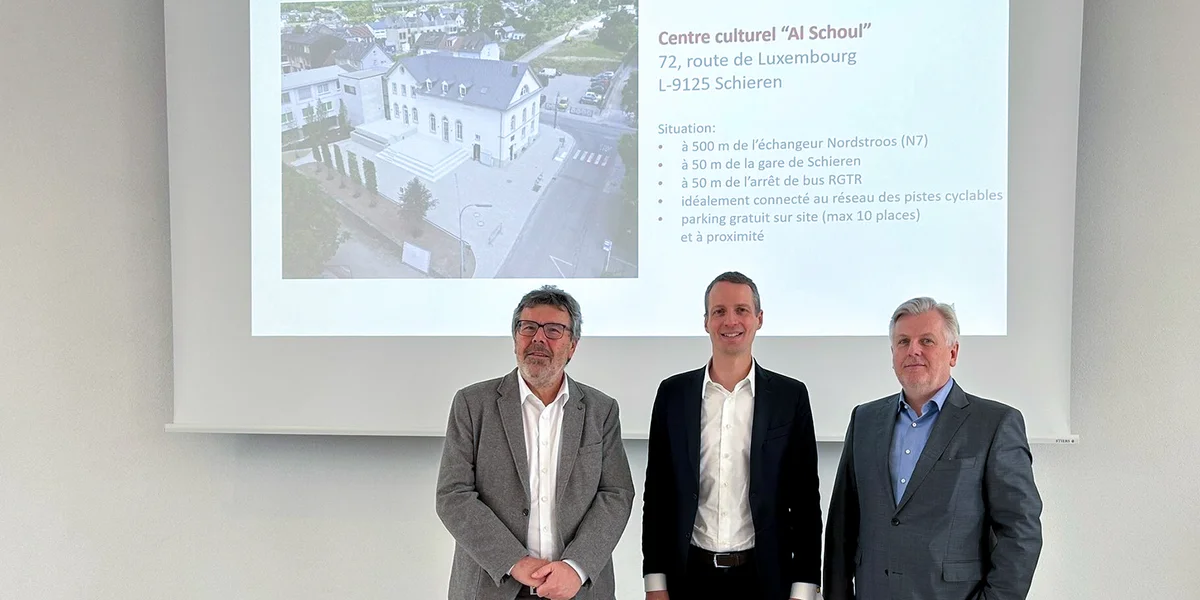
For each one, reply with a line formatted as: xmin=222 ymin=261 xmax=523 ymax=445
xmin=436 ymin=285 xmax=635 ymax=600
xmin=824 ymin=297 xmax=1043 ymax=600
xmin=642 ymin=271 xmax=823 ymax=600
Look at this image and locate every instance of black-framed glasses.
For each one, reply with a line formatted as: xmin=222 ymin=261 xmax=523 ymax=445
xmin=515 ymin=320 xmax=569 ymax=340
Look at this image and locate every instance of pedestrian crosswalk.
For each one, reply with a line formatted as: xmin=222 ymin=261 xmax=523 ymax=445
xmin=571 ymin=148 xmax=611 ymax=167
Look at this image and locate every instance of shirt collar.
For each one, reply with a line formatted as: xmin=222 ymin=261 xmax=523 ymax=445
xmin=517 ymin=372 xmax=570 ymax=406
xmin=703 ymin=358 xmax=757 ymax=396
xmin=898 ymin=377 xmax=954 ymax=415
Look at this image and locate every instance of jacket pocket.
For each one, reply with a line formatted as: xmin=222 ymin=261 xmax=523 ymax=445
xmin=942 ymin=559 xmax=982 ymax=582
xmin=578 ymin=442 xmax=603 ymax=455
xmin=933 ymin=456 xmax=978 ymax=470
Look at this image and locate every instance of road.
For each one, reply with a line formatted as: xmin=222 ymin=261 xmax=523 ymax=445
xmin=495 ymin=119 xmax=637 ymax=278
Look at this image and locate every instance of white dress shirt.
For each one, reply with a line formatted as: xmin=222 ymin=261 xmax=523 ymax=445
xmin=645 ymin=362 xmax=820 ymax=600
xmin=517 ymin=374 xmax=586 ymax=583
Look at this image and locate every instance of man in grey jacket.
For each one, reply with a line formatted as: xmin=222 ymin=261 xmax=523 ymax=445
xmin=436 ymin=285 xmax=635 ymax=600
xmin=824 ymin=297 xmax=1043 ymax=600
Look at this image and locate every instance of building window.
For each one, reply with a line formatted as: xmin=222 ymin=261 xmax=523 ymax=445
xmin=345 ymin=85 xmax=357 ymax=95
xmin=429 ymin=113 xmax=436 ymax=133
xmin=317 ymin=83 xmax=330 ymax=94
xmin=281 ymin=112 xmax=294 ymax=125
xmin=298 ymin=88 xmax=312 ymax=100
xmin=424 ymin=79 xmax=432 ymax=92
xmin=391 ymin=82 xmax=398 ymax=94
xmin=455 ymin=120 xmax=463 ymax=141
xmin=442 ymin=116 xmax=449 ymax=141
xmin=521 ymin=84 xmax=529 ymax=96
xmin=459 ymin=84 xmax=466 ymax=97
xmin=410 ymin=85 xmax=416 ymax=96
xmin=393 ymin=103 xmax=399 ymax=118
xmin=320 ymin=100 xmax=333 ymax=113
xmin=403 ymin=105 xmax=410 ymax=124
xmin=521 ymin=125 xmax=526 ymax=139
xmin=522 ymin=107 xmax=527 ymax=122
xmin=412 ymin=107 xmax=418 ymax=122
xmin=281 ymin=92 xmax=290 ymax=104
xmin=402 ymin=84 xmax=407 ymax=97
xmin=441 ymin=81 xmax=448 ymax=94
xmin=510 ymin=115 xmax=516 ymax=131
xmin=475 ymin=134 xmax=481 ymax=141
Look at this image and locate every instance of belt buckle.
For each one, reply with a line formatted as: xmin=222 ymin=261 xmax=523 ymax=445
xmin=712 ymin=552 xmax=734 ymax=568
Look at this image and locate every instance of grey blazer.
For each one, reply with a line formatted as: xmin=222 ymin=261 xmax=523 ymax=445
xmin=435 ymin=369 xmax=635 ymax=600
xmin=824 ymin=382 xmax=1043 ymax=600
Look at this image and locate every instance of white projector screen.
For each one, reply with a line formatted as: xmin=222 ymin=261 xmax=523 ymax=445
xmin=165 ymin=0 xmax=1082 ymax=442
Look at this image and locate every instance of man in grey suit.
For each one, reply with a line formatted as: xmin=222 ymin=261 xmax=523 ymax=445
xmin=436 ymin=285 xmax=635 ymax=600
xmin=824 ymin=297 xmax=1043 ymax=600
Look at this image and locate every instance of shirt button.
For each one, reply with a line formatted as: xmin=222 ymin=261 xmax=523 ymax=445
xmin=901 ymin=478 xmax=907 ymax=484
xmin=905 ymin=449 xmax=911 ymax=455
xmin=725 ymin=424 xmax=732 ymax=430
xmin=911 ymin=422 xmax=918 ymax=428
xmin=541 ymin=496 xmax=547 ymax=502
xmin=541 ymin=468 xmax=547 ymax=473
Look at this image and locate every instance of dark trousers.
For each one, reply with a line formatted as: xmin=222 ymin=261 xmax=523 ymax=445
xmin=679 ymin=545 xmax=762 ymax=600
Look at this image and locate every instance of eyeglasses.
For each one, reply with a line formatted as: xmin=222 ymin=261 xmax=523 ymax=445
xmin=515 ymin=320 xmax=569 ymax=340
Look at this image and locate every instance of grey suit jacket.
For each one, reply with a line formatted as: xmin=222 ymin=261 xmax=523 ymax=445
xmin=435 ymin=369 xmax=635 ymax=600
xmin=824 ymin=382 xmax=1043 ymax=600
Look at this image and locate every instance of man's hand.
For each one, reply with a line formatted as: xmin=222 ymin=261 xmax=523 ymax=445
xmin=511 ymin=556 xmax=550 ymax=587
xmin=532 ymin=561 xmax=582 ymax=600
xmin=646 ymin=591 xmax=670 ymax=600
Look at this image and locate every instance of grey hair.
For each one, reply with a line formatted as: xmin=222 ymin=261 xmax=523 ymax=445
xmin=889 ymin=297 xmax=960 ymax=346
xmin=704 ymin=271 xmax=762 ymax=315
xmin=511 ymin=285 xmax=583 ymax=340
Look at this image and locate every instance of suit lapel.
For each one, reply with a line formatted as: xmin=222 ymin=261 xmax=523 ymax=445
xmin=684 ymin=368 xmax=705 ymax=487
xmin=496 ymin=370 xmax=530 ymax=499
xmin=894 ymin=383 xmax=970 ymax=513
xmin=748 ymin=364 xmax=772 ymax=488
xmin=870 ymin=395 xmax=900 ymax=501
xmin=555 ymin=377 xmax=586 ymax=503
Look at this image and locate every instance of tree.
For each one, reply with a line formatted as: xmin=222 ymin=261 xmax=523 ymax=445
xmin=621 ymin=70 xmax=638 ymax=121
xmin=364 ymin=159 xmax=378 ymax=207
xmin=338 ymin=100 xmax=349 ymax=134
xmin=597 ymin=10 xmax=636 ymax=52
xmin=292 ymin=25 xmax=305 ymax=34
xmin=282 ymin=163 xmax=348 ymax=278
xmin=348 ymin=153 xmax=361 ymax=197
xmin=334 ymin=145 xmax=346 ymax=187
xmin=481 ymin=0 xmax=505 ymax=27
xmin=321 ymin=142 xmax=333 ymax=179
xmin=398 ymin=177 xmax=438 ymax=235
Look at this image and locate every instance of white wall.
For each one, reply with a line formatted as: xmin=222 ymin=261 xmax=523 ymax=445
xmin=1 ymin=1 xmax=1197 ymax=599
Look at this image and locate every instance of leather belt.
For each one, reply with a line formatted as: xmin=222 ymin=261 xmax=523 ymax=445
xmin=691 ymin=545 xmax=753 ymax=569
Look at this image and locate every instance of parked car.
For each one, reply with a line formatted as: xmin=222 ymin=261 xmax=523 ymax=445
xmin=538 ymin=67 xmax=558 ymax=77
xmin=579 ymin=92 xmax=601 ymax=105
xmin=588 ymin=83 xmax=608 ymax=94
xmin=557 ymin=96 xmax=569 ymax=110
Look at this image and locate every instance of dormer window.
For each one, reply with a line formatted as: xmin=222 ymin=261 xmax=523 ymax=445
xmin=424 ymin=79 xmax=432 ymax=92
xmin=459 ymin=84 xmax=466 ymax=97
xmin=441 ymin=81 xmax=449 ymax=94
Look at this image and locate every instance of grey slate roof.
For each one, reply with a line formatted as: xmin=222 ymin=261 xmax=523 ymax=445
xmin=394 ymin=52 xmax=536 ymax=111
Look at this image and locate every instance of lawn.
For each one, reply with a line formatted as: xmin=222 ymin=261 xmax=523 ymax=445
xmin=531 ymin=35 xmax=625 ymax=76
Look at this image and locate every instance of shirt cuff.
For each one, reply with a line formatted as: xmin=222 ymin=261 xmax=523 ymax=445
xmin=563 ymin=559 xmax=587 ymax=584
xmin=790 ymin=582 xmax=820 ymax=600
xmin=645 ymin=573 xmax=667 ymax=592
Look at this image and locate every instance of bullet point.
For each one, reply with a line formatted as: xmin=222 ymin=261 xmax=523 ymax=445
xmin=658 ymin=163 xmax=662 ymax=167
xmin=658 ymin=181 xmax=662 ymax=185
xmin=658 ymin=145 xmax=663 ymax=149
xmin=658 ymin=199 xmax=663 ymax=204
xmin=658 ymin=217 xmax=663 ymax=221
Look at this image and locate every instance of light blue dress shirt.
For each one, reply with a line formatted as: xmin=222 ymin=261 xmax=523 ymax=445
xmin=890 ymin=377 xmax=955 ymax=505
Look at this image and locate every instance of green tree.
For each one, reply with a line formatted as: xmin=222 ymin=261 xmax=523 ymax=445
xmin=340 ymin=2 xmax=375 ymax=22
xmin=282 ymin=163 xmax=348 ymax=278
xmin=481 ymin=0 xmax=505 ymax=27
xmin=364 ymin=159 xmax=378 ymax=206
xmin=334 ymin=145 xmax=346 ymax=188
xmin=348 ymin=152 xmax=361 ymax=197
xmin=597 ymin=10 xmax=636 ymax=52
xmin=398 ymin=177 xmax=438 ymax=235
xmin=338 ymin=100 xmax=349 ymax=133
xmin=621 ymin=70 xmax=638 ymax=120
